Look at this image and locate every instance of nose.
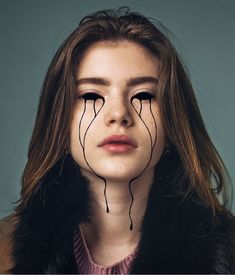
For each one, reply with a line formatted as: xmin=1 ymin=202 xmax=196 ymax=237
xmin=104 ymin=95 xmax=134 ymax=127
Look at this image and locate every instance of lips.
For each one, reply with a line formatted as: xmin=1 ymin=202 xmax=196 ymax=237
xmin=98 ymin=134 xmax=137 ymax=153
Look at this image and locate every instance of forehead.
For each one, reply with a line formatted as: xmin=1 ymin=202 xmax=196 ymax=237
xmin=76 ymin=40 xmax=160 ymax=80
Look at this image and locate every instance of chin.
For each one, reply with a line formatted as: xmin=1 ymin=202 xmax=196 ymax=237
xmin=101 ymin=174 xmax=136 ymax=182
xmin=95 ymin=165 xmax=146 ymax=181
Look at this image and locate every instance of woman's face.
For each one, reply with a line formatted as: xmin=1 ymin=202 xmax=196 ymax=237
xmin=70 ymin=40 xmax=165 ymax=182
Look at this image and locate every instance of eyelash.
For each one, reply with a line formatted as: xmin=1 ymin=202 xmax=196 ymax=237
xmin=79 ymin=91 xmax=154 ymax=101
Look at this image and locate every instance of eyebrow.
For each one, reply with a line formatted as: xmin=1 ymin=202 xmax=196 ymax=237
xmin=76 ymin=76 xmax=158 ymax=87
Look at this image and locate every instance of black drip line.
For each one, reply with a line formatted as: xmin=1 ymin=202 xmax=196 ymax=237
xmin=78 ymin=97 xmax=158 ymax=231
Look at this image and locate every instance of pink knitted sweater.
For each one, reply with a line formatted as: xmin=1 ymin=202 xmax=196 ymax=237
xmin=73 ymin=226 xmax=138 ymax=274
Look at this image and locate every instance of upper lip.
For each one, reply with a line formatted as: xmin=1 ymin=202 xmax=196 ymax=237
xmin=98 ymin=134 xmax=138 ymax=147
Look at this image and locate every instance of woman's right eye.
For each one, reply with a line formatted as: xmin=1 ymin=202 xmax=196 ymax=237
xmin=81 ymin=92 xmax=103 ymax=101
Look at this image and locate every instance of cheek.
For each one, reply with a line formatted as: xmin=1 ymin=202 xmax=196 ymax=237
xmin=151 ymin=114 xmax=165 ymax=164
xmin=70 ymin=112 xmax=82 ymax=155
xmin=79 ymin=104 xmax=95 ymax=146
xmin=132 ymin=100 xmax=158 ymax=147
xmin=72 ymin=99 xmax=104 ymax=147
xmin=136 ymin=101 xmax=165 ymax=162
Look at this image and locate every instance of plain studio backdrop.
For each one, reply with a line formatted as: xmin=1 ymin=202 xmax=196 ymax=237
xmin=0 ymin=0 xmax=234 ymax=218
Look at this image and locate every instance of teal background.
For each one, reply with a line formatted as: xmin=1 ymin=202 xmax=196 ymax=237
xmin=0 ymin=0 xmax=234 ymax=218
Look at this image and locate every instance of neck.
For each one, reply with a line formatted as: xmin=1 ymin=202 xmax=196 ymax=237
xmin=81 ymin=169 xmax=154 ymax=249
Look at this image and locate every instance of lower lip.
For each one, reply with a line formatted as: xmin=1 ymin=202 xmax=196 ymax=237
xmin=101 ymin=143 xmax=135 ymax=153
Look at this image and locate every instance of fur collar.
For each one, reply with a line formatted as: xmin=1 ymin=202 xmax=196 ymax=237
xmin=10 ymin=153 xmax=235 ymax=273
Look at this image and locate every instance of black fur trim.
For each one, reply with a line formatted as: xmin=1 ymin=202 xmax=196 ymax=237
xmin=11 ymin=153 xmax=92 ymax=273
xmin=11 ymin=153 xmax=235 ymax=273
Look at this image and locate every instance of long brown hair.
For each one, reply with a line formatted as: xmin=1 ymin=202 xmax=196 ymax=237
xmin=16 ymin=7 xmax=231 ymax=213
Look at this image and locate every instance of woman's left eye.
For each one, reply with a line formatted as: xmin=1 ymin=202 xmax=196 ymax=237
xmin=133 ymin=92 xmax=154 ymax=101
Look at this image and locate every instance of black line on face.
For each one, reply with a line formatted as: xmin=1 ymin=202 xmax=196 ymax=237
xmin=139 ymin=102 xmax=142 ymax=116
xmin=79 ymin=98 xmax=110 ymax=213
xmin=93 ymin=100 xmax=97 ymax=116
xmin=79 ymin=101 xmax=86 ymax=148
xmin=128 ymin=98 xmax=158 ymax=230
xmin=78 ymin=96 xmax=158 ymax=231
xmin=150 ymin=100 xmax=157 ymax=149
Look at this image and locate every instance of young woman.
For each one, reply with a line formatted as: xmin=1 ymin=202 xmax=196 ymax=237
xmin=0 ymin=7 xmax=234 ymax=274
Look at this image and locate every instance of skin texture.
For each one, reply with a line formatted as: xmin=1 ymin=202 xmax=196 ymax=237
xmin=70 ymin=40 xmax=165 ymax=265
